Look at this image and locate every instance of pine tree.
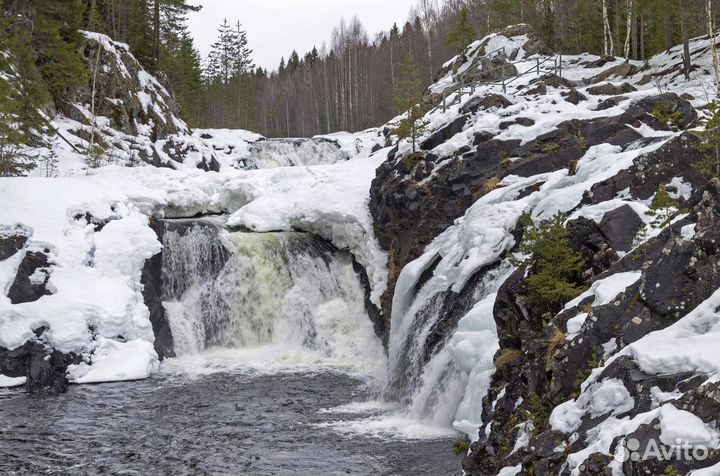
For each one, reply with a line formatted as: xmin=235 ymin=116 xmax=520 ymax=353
xmin=393 ymin=52 xmax=427 ymax=153
xmin=446 ymin=7 xmax=476 ymax=54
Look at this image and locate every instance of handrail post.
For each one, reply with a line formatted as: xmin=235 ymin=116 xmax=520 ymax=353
xmin=442 ymin=93 xmax=446 ymax=113
xmin=501 ymin=65 xmax=506 ymax=93
xmin=537 ymin=57 xmax=540 ymax=75
xmin=559 ymin=53 xmax=563 ymax=78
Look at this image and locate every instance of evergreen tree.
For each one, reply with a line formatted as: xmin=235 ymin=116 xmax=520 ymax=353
xmin=446 ymin=7 xmax=476 ymax=54
xmin=232 ymin=21 xmax=253 ymax=76
xmin=0 ymin=25 xmax=48 ymax=176
xmin=287 ymin=50 xmax=301 ymax=71
xmin=513 ymin=212 xmax=587 ymax=315
xmin=205 ymin=19 xmax=237 ymax=85
xmin=393 ymin=52 xmax=427 ymax=153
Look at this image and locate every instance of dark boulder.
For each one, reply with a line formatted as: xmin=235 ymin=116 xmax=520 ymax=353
xmin=586 ymin=82 xmax=637 ymax=96
xmin=460 ymin=93 xmax=512 ymax=115
xmin=420 ymin=115 xmax=469 ymax=151
xmin=196 ymin=155 xmax=221 ymax=172
xmin=596 ymin=95 xmax=628 ymax=110
xmin=598 ymin=205 xmax=643 ymax=252
xmin=7 ymin=251 xmax=52 ymax=304
xmin=0 ymin=228 xmax=29 ymax=261
xmin=562 ymin=88 xmax=588 ymax=105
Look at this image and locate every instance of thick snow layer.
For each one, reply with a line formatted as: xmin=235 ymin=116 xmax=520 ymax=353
xmin=0 ymin=375 xmax=26 ymax=387
xmin=67 ymin=337 xmax=159 ymax=383
xmin=226 ymin=154 xmax=389 ymax=305
xmin=622 ymin=287 xmax=720 ymax=378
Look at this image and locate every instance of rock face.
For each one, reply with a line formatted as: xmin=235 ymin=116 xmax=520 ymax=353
xmin=0 ymin=332 xmax=80 ymax=394
xmin=7 ymin=251 xmax=52 ymax=304
xmin=462 ymin=132 xmax=720 ymax=476
xmin=369 ymin=93 xmax=696 ymax=322
xmin=141 ymin=219 xmax=176 ymax=360
xmin=0 ymin=227 xmax=29 ymax=261
xmin=64 ymin=33 xmax=186 ymax=141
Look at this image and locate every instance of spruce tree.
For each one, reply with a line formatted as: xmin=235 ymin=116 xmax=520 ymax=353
xmin=0 ymin=25 xmax=47 ymax=176
xmin=446 ymin=7 xmax=476 ymax=54
xmin=513 ymin=213 xmax=587 ymax=315
xmin=392 ymin=52 xmax=427 ymax=153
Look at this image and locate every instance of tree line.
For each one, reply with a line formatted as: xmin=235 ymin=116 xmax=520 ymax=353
xmin=1 ymin=0 xmax=720 ymax=171
xmin=205 ymin=0 xmax=720 ymax=137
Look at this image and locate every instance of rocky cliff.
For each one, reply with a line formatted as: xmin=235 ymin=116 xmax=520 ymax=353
xmin=370 ymin=24 xmax=720 ymax=475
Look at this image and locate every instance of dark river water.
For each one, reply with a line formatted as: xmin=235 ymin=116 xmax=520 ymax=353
xmin=0 ymin=367 xmax=462 ymax=476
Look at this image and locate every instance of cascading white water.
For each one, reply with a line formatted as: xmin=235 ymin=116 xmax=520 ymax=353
xmin=246 ymin=139 xmax=349 ymax=168
xmin=385 ymin=260 xmax=514 ymax=434
xmin=160 ymin=220 xmax=383 ymax=372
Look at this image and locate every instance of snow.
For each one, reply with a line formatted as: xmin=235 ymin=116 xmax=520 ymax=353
xmin=668 ymin=176 xmax=693 ymax=200
xmin=0 ymin=375 xmax=26 ymax=387
xmin=67 ymin=337 xmax=159 ymax=384
xmin=550 ymin=379 xmax=634 ymax=434
xmin=552 ymin=287 xmax=720 ymax=473
xmin=659 ymin=404 xmax=720 ymax=448
xmin=497 ymin=464 xmax=522 ymax=476
xmin=565 ymin=312 xmax=589 ymax=340
xmin=564 ymin=272 xmax=642 ymax=310
xmin=621 ymin=287 xmax=720 ymax=378
xmin=448 ymin=292 xmax=505 ymax=438
xmin=682 ymin=223 xmax=698 ymax=241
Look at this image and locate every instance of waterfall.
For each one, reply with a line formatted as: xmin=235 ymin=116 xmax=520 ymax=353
xmin=386 ymin=259 xmax=515 ymax=434
xmin=244 ymin=138 xmax=349 ymax=169
xmin=159 ymin=219 xmax=383 ymax=371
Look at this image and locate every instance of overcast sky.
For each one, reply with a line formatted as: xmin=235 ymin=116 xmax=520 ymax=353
xmin=187 ymin=0 xmax=418 ymax=71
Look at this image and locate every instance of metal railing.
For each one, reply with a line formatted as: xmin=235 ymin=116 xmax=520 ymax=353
xmin=434 ymin=50 xmax=563 ymax=113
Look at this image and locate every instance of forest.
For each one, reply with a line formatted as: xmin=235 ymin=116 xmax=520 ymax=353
xmin=1 ymin=0 xmax=718 ymax=138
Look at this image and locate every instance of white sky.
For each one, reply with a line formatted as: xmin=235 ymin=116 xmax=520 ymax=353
xmin=187 ymin=0 xmax=418 ymax=70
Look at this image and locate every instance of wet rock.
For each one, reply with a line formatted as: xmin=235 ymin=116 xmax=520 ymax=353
xmin=7 ymin=251 xmax=52 ymax=304
xmin=141 ymin=219 xmax=175 ymax=360
xmin=0 ymin=338 xmax=80 ymax=394
xmin=586 ymin=82 xmax=637 ymax=96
